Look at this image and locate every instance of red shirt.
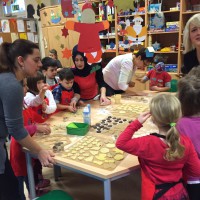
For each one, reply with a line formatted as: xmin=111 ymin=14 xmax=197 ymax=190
xmin=116 ymin=120 xmax=200 ymax=200
xmin=147 ymin=70 xmax=171 ymax=88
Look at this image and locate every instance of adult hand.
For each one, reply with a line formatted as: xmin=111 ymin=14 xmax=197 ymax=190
xmin=38 ymin=149 xmax=55 ymax=167
xmin=138 ymin=112 xmax=151 ymax=124
xmin=100 ymin=96 xmax=111 ymax=106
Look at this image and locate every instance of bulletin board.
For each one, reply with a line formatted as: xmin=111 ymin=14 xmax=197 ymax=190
xmin=0 ymin=17 xmax=39 ymax=45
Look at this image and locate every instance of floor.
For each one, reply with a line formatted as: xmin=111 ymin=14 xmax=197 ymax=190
xmin=25 ymin=167 xmax=141 ymax=200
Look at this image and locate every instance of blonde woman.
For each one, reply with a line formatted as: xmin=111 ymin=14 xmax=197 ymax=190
xmin=182 ymin=13 xmax=200 ymax=74
xmin=116 ymin=94 xmax=200 ymax=200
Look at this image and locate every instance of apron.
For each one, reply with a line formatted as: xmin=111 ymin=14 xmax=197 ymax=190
xmin=61 ymin=90 xmax=74 ymax=105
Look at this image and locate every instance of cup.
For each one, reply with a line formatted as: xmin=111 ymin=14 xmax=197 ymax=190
xmin=114 ymin=94 xmax=121 ymax=104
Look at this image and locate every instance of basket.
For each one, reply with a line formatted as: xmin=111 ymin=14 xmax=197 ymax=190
xmin=66 ymin=122 xmax=89 ymax=136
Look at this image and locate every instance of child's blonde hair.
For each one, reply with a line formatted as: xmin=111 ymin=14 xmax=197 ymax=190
xmin=183 ymin=13 xmax=200 ymax=54
xmin=150 ymin=94 xmax=185 ymax=161
xmin=187 ymin=65 xmax=200 ymax=78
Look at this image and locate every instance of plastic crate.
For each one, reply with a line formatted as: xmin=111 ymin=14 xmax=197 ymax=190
xmin=66 ymin=122 xmax=89 ymax=136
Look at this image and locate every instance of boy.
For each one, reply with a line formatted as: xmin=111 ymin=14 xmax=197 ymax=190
xmin=52 ymin=68 xmax=80 ymax=112
xmin=138 ymin=62 xmax=171 ymax=92
xmin=41 ymin=57 xmax=59 ymax=90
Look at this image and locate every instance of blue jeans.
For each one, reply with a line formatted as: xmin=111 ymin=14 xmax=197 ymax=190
xmin=17 ymin=176 xmax=29 ymax=200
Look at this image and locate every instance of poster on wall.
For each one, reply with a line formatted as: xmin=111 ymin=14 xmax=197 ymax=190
xmin=30 ymin=21 xmax=36 ymax=32
xmin=0 ymin=37 xmax=3 ymax=45
xmin=1 ymin=20 xmax=10 ymax=33
xmin=19 ymin=33 xmax=27 ymax=40
xmin=27 ymin=32 xmax=35 ymax=42
xmin=11 ymin=33 xmax=19 ymax=42
xmin=17 ymin=20 xmax=25 ymax=32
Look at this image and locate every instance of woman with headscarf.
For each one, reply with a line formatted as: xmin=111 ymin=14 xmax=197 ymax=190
xmin=71 ymin=45 xmax=110 ymax=106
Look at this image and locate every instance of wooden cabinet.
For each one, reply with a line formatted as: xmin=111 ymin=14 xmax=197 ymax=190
xmin=40 ymin=5 xmax=81 ymax=67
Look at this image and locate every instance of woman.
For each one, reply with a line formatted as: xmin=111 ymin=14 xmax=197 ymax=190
xmin=0 ymin=39 xmax=54 ymax=200
xmin=182 ymin=13 xmax=200 ymax=74
xmin=71 ymin=45 xmax=110 ymax=106
xmin=103 ymin=48 xmax=153 ymax=96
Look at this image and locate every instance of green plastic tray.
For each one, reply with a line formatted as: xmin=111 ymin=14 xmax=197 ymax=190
xmin=66 ymin=122 xmax=89 ymax=136
xmin=37 ymin=190 xmax=73 ymax=200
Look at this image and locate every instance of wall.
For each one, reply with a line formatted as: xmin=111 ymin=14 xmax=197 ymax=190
xmin=0 ymin=0 xmax=51 ymax=57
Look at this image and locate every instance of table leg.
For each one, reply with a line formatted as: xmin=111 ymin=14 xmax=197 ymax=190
xmin=25 ymin=152 xmax=36 ymax=199
xmin=104 ymin=179 xmax=111 ymax=200
xmin=53 ymin=165 xmax=62 ymax=181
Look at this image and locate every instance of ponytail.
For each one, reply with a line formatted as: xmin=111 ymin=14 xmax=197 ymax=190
xmin=0 ymin=42 xmax=14 ymax=73
xmin=165 ymin=126 xmax=185 ymax=161
xmin=0 ymin=39 xmax=39 ymax=74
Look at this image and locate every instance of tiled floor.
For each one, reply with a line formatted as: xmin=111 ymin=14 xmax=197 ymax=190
xmin=26 ymin=167 xmax=141 ymax=200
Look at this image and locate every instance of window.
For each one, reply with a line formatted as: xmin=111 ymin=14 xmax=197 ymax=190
xmin=3 ymin=0 xmax=25 ymax=15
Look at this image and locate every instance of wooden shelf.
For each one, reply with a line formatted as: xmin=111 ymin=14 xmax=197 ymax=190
xmin=148 ymin=10 xmax=180 ymax=14
xmin=118 ymin=13 xmax=145 ymax=18
xmin=103 ymin=50 xmax=116 ymax=53
xmin=148 ymin=31 xmax=179 ymax=34
xmin=182 ymin=11 xmax=200 ymax=15
xmin=99 ymin=35 xmax=116 ymax=39
xmin=155 ymin=51 xmax=178 ymax=54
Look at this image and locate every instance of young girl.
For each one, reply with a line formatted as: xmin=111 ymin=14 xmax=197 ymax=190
xmin=24 ymin=71 xmax=57 ymax=123
xmin=177 ymin=71 xmax=200 ymax=200
xmin=10 ymin=78 xmax=51 ymax=199
xmin=116 ymin=93 xmax=200 ymax=200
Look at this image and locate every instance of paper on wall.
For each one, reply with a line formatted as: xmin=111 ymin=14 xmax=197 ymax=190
xmin=30 ymin=21 xmax=36 ymax=32
xmin=27 ymin=32 xmax=35 ymax=42
xmin=11 ymin=33 xmax=19 ymax=42
xmin=0 ymin=37 xmax=3 ymax=45
xmin=26 ymin=21 xmax=31 ymax=30
xmin=19 ymin=33 xmax=27 ymax=40
xmin=17 ymin=20 xmax=25 ymax=32
xmin=34 ymin=35 xmax=39 ymax=43
xmin=1 ymin=20 xmax=10 ymax=33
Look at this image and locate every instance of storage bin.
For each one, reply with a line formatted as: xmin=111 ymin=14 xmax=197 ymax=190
xmin=66 ymin=122 xmax=89 ymax=136
xmin=170 ymin=79 xmax=178 ymax=92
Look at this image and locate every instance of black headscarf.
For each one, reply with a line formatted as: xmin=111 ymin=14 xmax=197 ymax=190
xmin=72 ymin=45 xmax=92 ymax=77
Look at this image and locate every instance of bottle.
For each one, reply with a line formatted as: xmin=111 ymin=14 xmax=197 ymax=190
xmin=83 ymin=106 xmax=91 ymax=125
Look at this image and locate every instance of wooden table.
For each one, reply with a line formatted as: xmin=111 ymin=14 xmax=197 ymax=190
xmin=25 ymin=96 xmax=156 ymax=200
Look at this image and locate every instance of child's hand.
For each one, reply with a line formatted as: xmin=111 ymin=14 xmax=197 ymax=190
xmin=70 ymin=100 xmax=77 ymax=109
xmin=67 ymin=105 xmax=77 ymax=113
xmin=128 ymin=81 xmax=135 ymax=87
xmin=40 ymin=84 xmax=49 ymax=93
xmin=42 ymin=100 xmax=47 ymax=112
xmin=138 ymin=112 xmax=151 ymax=124
xmin=36 ymin=124 xmax=51 ymax=135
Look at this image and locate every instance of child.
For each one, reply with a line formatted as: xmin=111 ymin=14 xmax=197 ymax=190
xmin=41 ymin=57 xmax=59 ymax=90
xmin=52 ymin=68 xmax=80 ymax=112
xmin=138 ymin=62 xmax=171 ymax=92
xmin=177 ymin=69 xmax=200 ymax=200
xmin=49 ymin=48 xmax=62 ymax=70
xmin=24 ymin=71 xmax=57 ymax=123
xmin=10 ymin=78 xmax=51 ymax=200
xmin=116 ymin=93 xmax=200 ymax=200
